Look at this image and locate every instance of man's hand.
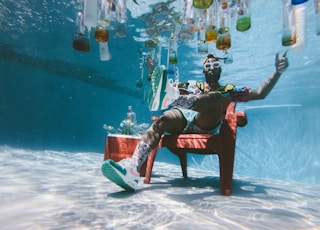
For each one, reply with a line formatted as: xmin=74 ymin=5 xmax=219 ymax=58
xmin=275 ymin=50 xmax=289 ymax=74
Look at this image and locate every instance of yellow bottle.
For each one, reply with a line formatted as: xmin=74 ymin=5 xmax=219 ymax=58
xmin=216 ymin=1 xmax=231 ymax=50
xmin=205 ymin=1 xmax=218 ymax=42
xmin=193 ymin=0 xmax=213 ymax=9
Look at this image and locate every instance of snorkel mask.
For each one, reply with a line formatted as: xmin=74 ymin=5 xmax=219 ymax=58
xmin=202 ymin=54 xmax=225 ymax=71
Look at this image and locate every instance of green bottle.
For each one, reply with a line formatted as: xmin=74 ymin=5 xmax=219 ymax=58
xmin=236 ymin=0 xmax=251 ymax=32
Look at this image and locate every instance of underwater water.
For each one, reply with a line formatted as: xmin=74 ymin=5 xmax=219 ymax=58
xmin=1 ymin=0 xmax=320 ymax=229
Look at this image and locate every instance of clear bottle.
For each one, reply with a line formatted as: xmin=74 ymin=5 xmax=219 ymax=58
xmin=282 ymin=0 xmax=296 ymax=46
xmin=72 ymin=1 xmax=90 ymax=52
xmin=84 ymin=0 xmax=98 ymax=30
xmin=197 ymin=16 xmax=208 ymax=53
xmin=179 ymin=0 xmax=197 ymax=42
xmin=114 ymin=0 xmax=127 ymax=38
xmin=127 ymin=105 xmax=137 ymax=126
xmin=291 ymin=0 xmax=307 ymax=50
xmin=216 ymin=1 xmax=231 ymax=50
xmin=236 ymin=0 xmax=251 ymax=32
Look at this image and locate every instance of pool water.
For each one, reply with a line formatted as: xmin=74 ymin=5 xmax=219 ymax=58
xmin=0 ymin=0 xmax=320 ymax=229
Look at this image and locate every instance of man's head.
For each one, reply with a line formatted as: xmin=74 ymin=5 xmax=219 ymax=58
xmin=202 ymin=54 xmax=222 ymax=86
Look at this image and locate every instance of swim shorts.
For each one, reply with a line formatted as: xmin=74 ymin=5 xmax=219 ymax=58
xmin=175 ymin=108 xmax=222 ymax=135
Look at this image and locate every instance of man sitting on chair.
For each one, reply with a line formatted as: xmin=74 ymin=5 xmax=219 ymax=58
xmin=101 ymin=51 xmax=289 ymax=192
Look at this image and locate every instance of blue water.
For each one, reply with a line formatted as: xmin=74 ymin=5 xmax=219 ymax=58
xmin=0 ymin=0 xmax=320 ymax=228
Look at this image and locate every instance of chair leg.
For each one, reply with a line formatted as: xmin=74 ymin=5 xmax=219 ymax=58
xmin=143 ymin=148 xmax=158 ymax=184
xmin=218 ymin=151 xmax=235 ymax=196
xmin=179 ymin=153 xmax=188 ymax=178
xmin=170 ymin=149 xmax=188 ymax=178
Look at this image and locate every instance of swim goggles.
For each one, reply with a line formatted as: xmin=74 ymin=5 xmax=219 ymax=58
xmin=203 ymin=61 xmax=221 ymax=71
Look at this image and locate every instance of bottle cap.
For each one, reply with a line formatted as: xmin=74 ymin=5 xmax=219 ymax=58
xmin=291 ymin=0 xmax=308 ymax=5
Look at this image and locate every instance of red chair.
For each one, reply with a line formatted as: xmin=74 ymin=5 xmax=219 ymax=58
xmin=143 ymin=101 xmax=247 ymax=195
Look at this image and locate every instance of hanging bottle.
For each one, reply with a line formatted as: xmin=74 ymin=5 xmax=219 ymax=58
xmin=205 ymin=1 xmax=218 ymax=42
xmin=167 ymin=33 xmax=178 ymax=79
xmin=314 ymin=0 xmax=320 ymax=35
xmin=179 ymin=0 xmax=197 ymax=42
xmin=144 ymin=40 xmax=157 ymax=81
xmin=236 ymin=0 xmax=251 ymax=32
xmin=94 ymin=0 xmax=111 ymax=61
xmin=72 ymin=0 xmax=90 ymax=52
xmin=84 ymin=0 xmax=98 ymax=30
xmin=282 ymin=0 xmax=297 ymax=46
xmin=197 ymin=15 xmax=208 ymax=53
xmin=193 ymin=0 xmax=213 ymax=9
xmin=114 ymin=0 xmax=127 ymax=38
xmin=291 ymin=0 xmax=307 ymax=50
xmin=136 ymin=53 xmax=144 ymax=88
xmin=216 ymin=1 xmax=231 ymax=50
xmin=168 ymin=33 xmax=178 ymax=65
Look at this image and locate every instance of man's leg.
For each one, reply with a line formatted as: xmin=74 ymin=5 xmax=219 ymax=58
xmin=101 ymin=109 xmax=186 ymax=191
xmin=170 ymin=91 xmax=223 ymax=112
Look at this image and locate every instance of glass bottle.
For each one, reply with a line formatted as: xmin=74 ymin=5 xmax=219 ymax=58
xmin=236 ymin=0 xmax=251 ymax=32
xmin=197 ymin=16 xmax=208 ymax=53
xmin=94 ymin=0 xmax=110 ymax=43
xmin=114 ymin=0 xmax=127 ymax=38
xmin=193 ymin=0 xmax=213 ymax=9
xmin=205 ymin=2 xmax=218 ymax=42
xmin=84 ymin=0 xmax=98 ymax=30
xmin=282 ymin=0 xmax=296 ymax=46
xmin=179 ymin=0 xmax=197 ymax=42
xmin=216 ymin=1 xmax=231 ymax=50
xmin=127 ymin=105 xmax=137 ymax=126
xmin=94 ymin=0 xmax=111 ymax=61
xmin=168 ymin=33 xmax=178 ymax=65
xmin=72 ymin=0 xmax=90 ymax=52
xmin=291 ymin=0 xmax=307 ymax=50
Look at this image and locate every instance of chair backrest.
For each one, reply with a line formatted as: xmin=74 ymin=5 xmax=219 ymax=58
xmin=221 ymin=98 xmax=232 ymax=121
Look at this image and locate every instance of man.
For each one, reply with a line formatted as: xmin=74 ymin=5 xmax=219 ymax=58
xmin=101 ymin=51 xmax=289 ymax=191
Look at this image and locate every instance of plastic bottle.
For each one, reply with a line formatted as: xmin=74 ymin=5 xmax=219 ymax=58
xmin=72 ymin=0 xmax=90 ymax=52
xmin=216 ymin=1 xmax=231 ymax=50
xmin=236 ymin=0 xmax=251 ymax=32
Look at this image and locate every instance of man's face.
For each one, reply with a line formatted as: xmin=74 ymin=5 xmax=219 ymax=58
xmin=203 ymin=58 xmax=221 ymax=85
